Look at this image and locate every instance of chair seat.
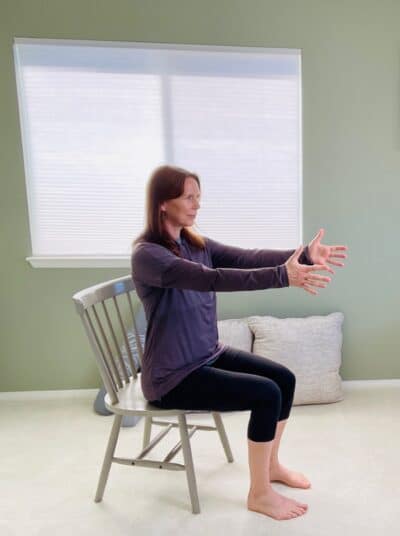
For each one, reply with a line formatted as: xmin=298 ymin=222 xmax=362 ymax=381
xmin=104 ymin=378 xmax=208 ymax=417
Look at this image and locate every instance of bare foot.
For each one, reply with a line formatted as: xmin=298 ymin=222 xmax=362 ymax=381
xmin=270 ymin=463 xmax=311 ymax=489
xmin=247 ymin=487 xmax=308 ymax=520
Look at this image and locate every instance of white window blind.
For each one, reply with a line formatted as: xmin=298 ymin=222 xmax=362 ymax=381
xmin=13 ymin=38 xmax=302 ymax=268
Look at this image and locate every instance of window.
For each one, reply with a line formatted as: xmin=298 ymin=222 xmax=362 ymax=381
xmin=14 ymin=38 xmax=302 ymax=268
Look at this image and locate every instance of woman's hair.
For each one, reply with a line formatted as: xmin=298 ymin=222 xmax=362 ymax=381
xmin=132 ymin=164 xmax=206 ymax=256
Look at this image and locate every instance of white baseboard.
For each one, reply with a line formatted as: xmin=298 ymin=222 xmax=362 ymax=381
xmin=0 ymin=388 xmax=99 ymax=401
xmin=342 ymin=379 xmax=400 ymax=386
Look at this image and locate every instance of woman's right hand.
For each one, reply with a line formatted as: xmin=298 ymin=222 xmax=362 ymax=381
xmin=284 ymin=246 xmax=332 ymax=295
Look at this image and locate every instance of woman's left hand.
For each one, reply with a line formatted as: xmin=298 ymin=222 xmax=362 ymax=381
xmin=308 ymin=229 xmax=348 ymax=274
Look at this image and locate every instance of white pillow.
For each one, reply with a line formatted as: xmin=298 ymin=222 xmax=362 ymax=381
xmin=217 ymin=318 xmax=253 ymax=353
xmin=247 ymin=312 xmax=344 ymax=405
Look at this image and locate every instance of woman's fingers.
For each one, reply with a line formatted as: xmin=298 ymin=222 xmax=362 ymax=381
xmin=304 ymin=280 xmax=327 ymax=288
xmin=306 ymin=274 xmax=331 ymax=283
xmin=308 ymin=281 xmax=327 ymax=289
xmin=304 ymin=276 xmax=328 ymax=289
xmin=303 ymin=273 xmax=331 ymax=291
xmin=302 ymin=284 xmax=318 ymax=295
xmin=305 ymin=264 xmax=334 ymax=274
xmin=293 ymin=245 xmax=304 ymax=259
xmin=327 ymin=260 xmax=345 ymax=267
xmin=295 ymin=243 xmax=348 ymax=294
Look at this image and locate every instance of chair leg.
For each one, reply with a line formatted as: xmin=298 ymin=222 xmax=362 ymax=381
xmin=142 ymin=416 xmax=153 ymax=449
xmin=212 ymin=412 xmax=234 ymax=463
xmin=95 ymin=414 xmax=123 ymax=503
xmin=177 ymin=414 xmax=200 ymax=514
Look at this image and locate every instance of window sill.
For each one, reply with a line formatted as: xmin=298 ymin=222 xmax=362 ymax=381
xmin=26 ymin=256 xmax=131 ymax=268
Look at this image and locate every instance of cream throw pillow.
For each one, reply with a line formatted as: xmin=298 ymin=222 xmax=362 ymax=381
xmin=217 ymin=318 xmax=253 ymax=353
xmin=247 ymin=312 xmax=344 ymax=405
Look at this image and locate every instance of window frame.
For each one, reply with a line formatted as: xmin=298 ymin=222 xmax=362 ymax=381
xmin=14 ymin=37 xmax=303 ymax=268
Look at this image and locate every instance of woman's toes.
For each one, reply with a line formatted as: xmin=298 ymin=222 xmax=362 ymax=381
xmin=296 ymin=500 xmax=308 ymax=509
xmin=293 ymin=506 xmax=306 ymax=516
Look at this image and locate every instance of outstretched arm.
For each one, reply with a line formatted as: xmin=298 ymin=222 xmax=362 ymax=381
xmin=205 ymin=237 xmax=313 ymax=269
xmin=132 ymin=242 xmax=289 ymax=292
xmin=131 ymin=242 xmax=331 ymax=295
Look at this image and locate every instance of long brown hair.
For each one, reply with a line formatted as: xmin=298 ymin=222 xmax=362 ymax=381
xmin=132 ymin=165 xmax=206 ymax=256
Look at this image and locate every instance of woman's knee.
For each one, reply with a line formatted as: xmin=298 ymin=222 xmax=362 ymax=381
xmin=253 ymin=379 xmax=282 ymax=411
xmin=285 ymin=367 xmax=296 ymax=393
xmin=274 ymin=365 xmax=296 ymax=396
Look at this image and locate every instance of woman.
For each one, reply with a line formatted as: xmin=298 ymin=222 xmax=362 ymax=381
xmin=131 ymin=165 xmax=347 ymax=521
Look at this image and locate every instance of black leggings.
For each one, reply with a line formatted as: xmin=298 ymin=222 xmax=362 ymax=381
xmin=150 ymin=346 xmax=296 ymax=442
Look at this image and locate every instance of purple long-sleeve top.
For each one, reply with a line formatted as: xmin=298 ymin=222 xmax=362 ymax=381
xmin=131 ymin=235 xmax=313 ymax=401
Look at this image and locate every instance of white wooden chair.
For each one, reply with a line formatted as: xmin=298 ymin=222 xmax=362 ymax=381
xmin=72 ymin=275 xmax=234 ymax=514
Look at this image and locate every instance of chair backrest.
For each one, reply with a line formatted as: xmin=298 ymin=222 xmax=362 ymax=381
xmin=73 ymin=275 xmax=144 ymax=405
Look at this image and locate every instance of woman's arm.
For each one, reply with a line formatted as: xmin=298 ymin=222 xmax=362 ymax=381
xmin=205 ymin=237 xmax=313 ymax=269
xmin=131 ymin=243 xmax=289 ymax=292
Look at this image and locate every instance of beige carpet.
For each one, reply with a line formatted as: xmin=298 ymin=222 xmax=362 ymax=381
xmin=0 ymin=380 xmax=399 ymax=535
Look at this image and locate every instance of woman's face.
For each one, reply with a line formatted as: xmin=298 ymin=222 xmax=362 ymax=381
xmin=161 ymin=176 xmax=201 ymax=228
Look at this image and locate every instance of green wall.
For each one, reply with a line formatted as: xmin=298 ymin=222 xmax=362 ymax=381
xmin=1 ymin=0 xmax=399 ymax=391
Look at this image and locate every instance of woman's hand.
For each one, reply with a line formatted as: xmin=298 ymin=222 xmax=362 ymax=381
xmin=285 ymin=246 xmax=332 ymax=295
xmin=308 ymin=228 xmax=348 ymax=273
